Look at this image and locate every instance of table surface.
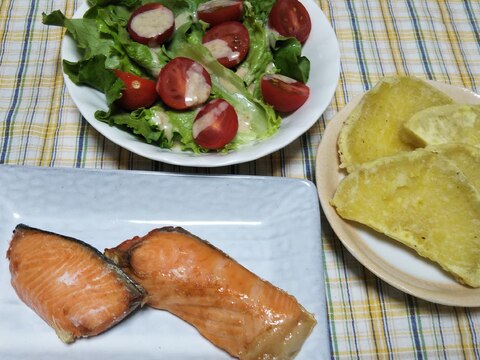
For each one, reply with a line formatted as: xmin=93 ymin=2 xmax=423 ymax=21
xmin=1 ymin=0 xmax=479 ymax=358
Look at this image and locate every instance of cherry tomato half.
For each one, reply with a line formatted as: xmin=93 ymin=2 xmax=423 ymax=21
xmin=193 ymin=98 xmax=239 ymax=149
xmin=127 ymin=3 xmax=175 ymax=47
xmin=268 ymin=0 xmax=311 ymax=44
xmin=197 ymin=0 xmax=243 ymax=26
xmin=156 ymin=57 xmax=212 ymax=110
xmin=260 ymin=74 xmax=310 ymax=113
xmin=114 ymin=70 xmax=157 ymax=111
xmin=202 ymin=21 xmax=250 ymax=68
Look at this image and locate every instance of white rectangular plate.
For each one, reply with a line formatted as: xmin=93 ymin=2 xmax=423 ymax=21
xmin=0 ymin=165 xmax=328 ymax=359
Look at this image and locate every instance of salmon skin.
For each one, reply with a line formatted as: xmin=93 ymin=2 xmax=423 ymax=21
xmin=6 ymin=224 xmax=146 ymax=343
xmin=105 ymin=226 xmax=317 ymax=359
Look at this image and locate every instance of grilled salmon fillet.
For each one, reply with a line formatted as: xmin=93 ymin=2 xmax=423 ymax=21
xmin=7 ymin=224 xmax=146 ymax=343
xmin=105 ymin=227 xmax=316 ymax=359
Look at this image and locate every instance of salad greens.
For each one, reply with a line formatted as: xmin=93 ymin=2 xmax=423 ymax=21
xmin=43 ymin=0 xmax=310 ymax=153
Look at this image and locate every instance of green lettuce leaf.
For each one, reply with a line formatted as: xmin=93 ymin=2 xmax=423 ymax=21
xmin=87 ymin=0 xmax=138 ymax=7
xmin=43 ymin=11 xmax=115 ymax=60
xmin=147 ymin=0 xmax=202 ymax=16
xmin=272 ymin=37 xmax=310 ymax=83
xmin=174 ymin=43 xmax=281 ymax=146
xmin=236 ymin=2 xmax=275 ymax=98
xmin=246 ymin=0 xmax=276 ymax=22
xmin=95 ymin=105 xmax=205 ymax=152
xmin=43 ymin=0 xmax=310 ymax=153
xmin=63 ymin=55 xmax=123 ymax=106
xmin=96 ymin=106 xmax=167 ymax=145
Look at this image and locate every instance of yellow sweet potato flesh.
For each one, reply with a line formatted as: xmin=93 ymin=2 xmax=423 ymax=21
xmin=331 ymin=149 xmax=480 ymax=287
xmin=426 ymin=144 xmax=480 ymax=193
xmin=402 ymin=104 xmax=480 ymax=148
xmin=338 ymin=77 xmax=453 ymax=173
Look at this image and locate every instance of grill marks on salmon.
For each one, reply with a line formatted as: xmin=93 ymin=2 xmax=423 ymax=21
xmin=104 ymin=226 xmax=316 ymax=359
xmin=6 ymin=224 xmax=146 ymax=343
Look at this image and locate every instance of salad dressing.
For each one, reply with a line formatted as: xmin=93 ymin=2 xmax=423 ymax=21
xmin=175 ymin=12 xmax=192 ymax=30
xmin=184 ymin=62 xmax=211 ymax=106
xmin=197 ymin=0 xmax=241 ymax=13
xmin=151 ymin=110 xmax=173 ymax=140
xmin=237 ymin=112 xmax=252 ymax=133
xmin=192 ymin=100 xmax=230 ymax=138
xmin=148 ymin=48 xmax=163 ymax=77
xmin=129 ymin=7 xmax=174 ymax=38
xmin=218 ymin=76 xmax=238 ymax=94
xmin=46 ymin=0 xmax=311 ymax=153
xmin=203 ymin=38 xmax=240 ymax=62
xmin=264 ymin=73 xmax=298 ymax=84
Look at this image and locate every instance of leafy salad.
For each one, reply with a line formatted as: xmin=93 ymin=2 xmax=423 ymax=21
xmin=43 ymin=0 xmax=312 ymax=153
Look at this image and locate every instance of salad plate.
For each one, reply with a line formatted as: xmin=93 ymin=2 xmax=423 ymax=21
xmin=316 ymin=80 xmax=480 ymax=307
xmin=61 ymin=0 xmax=340 ymax=167
xmin=0 ymin=165 xmax=328 ymax=359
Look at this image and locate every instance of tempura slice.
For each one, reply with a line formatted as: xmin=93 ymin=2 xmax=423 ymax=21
xmin=426 ymin=143 xmax=480 ymax=193
xmin=338 ymin=76 xmax=453 ymax=172
xmin=331 ymin=149 xmax=480 ymax=287
xmin=402 ymin=104 xmax=480 ymax=148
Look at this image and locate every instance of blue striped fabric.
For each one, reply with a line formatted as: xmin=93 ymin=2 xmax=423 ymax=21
xmin=1 ymin=0 xmax=480 ymax=358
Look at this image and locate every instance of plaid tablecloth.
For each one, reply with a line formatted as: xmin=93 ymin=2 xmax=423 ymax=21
xmin=1 ymin=0 xmax=479 ymax=358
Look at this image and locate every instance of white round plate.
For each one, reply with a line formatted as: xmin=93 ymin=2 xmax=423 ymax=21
xmin=62 ymin=0 xmax=340 ymax=167
xmin=316 ymin=80 xmax=480 ymax=307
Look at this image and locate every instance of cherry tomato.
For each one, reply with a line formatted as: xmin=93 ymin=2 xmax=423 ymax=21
xmin=193 ymin=99 xmax=239 ymax=149
xmin=114 ymin=70 xmax=157 ymax=111
xmin=268 ymin=0 xmax=311 ymax=44
xmin=156 ymin=57 xmax=212 ymax=110
xmin=197 ymin=0 xmax=243 ymax=26
xmin=260 ymin=74 xmax=310 ymax=113
xmin=127 ymin=3 xmax=175 ymax=47
xmin=202 ymin=21 xmax=249 ymax=68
